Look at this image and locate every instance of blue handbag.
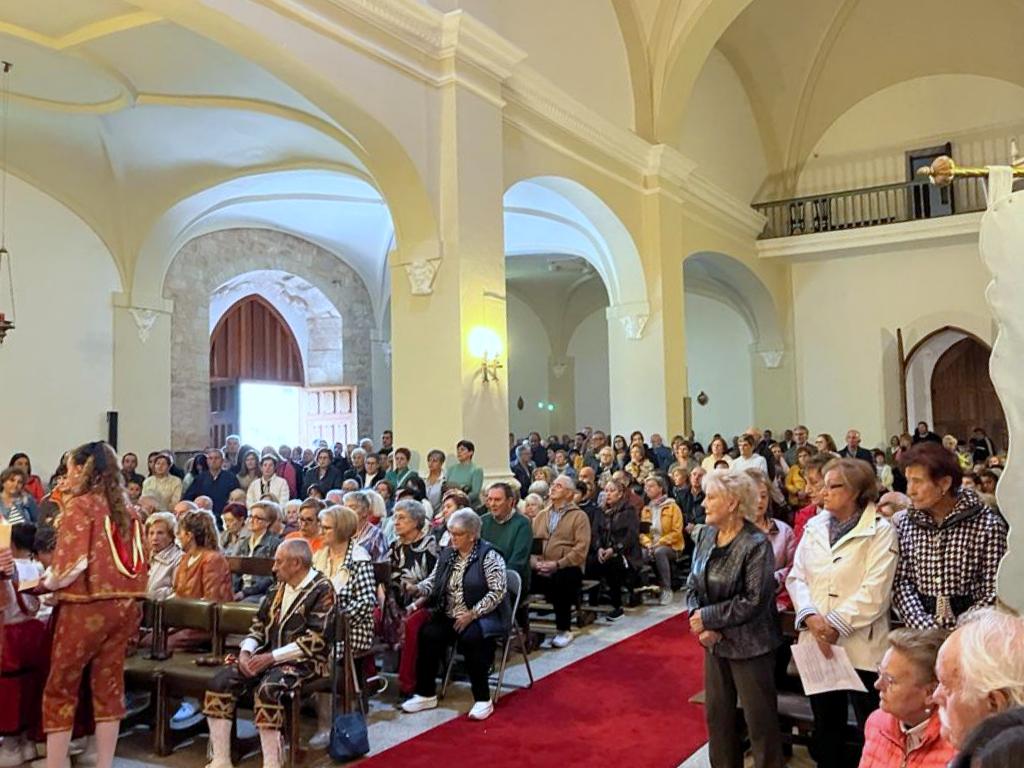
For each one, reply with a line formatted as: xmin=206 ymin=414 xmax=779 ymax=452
xmin=327 ymin=612 xmax=370 ymax=762
xmin=328 ymin=711 xmax=369 ymax=762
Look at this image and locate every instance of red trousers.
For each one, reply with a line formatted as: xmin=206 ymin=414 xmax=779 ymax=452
xmin=399 ymin=608 xmax=429 ymax=696
xmin=42 ymin=600 xmax=140 ymax=733
xmin=0 ymin=619 xmax=48 ymax=734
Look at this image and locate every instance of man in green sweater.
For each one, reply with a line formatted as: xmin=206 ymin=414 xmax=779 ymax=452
xmin=446 ymin=439 xmax=484 ymax=506
xmin=480 ymin=481 xmax=532 ymax=594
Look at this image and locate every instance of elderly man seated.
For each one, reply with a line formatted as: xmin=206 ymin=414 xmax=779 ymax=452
xmin=203 ymin=539 xmax=335 ymax=768
xmin=934 ymin=607 xmax=1024 ymax=751
xmin=530 ymin=474 xmax=590 ymax=649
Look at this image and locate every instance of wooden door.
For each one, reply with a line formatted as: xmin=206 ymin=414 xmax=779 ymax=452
xmin=931 ymin=338 xmax=1008 ymax=451
xmin=305 ymin=386 xmax=358 ymax=448
xmin=210 ymin=295 xmax=304 ymax=445
xmin=210 ymin=378 xmax=239 ymax=449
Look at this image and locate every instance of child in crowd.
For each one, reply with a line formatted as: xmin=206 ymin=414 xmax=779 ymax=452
xmin=0 ymin=524 xmax=49 ymax=766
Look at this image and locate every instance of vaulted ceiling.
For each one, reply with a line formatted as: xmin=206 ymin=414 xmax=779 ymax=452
xmin=2 ymin=0 xmax=1021 ymax=302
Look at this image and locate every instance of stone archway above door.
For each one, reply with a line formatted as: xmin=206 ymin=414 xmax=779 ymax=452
xmin=164 ymin=228 xmax=376 ymax=451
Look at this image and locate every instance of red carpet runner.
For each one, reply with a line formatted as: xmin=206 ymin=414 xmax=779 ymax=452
xmin=362 ymin=613 xmax=707 ymax=767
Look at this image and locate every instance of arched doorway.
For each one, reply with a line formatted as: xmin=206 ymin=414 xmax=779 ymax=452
xmin=208 ymin=293 xmax=357 ymax=452
xmin=503 ymin=176 xmax=648 ymax=435
xmin=931 ymin=337 xmax=1008 ymax=451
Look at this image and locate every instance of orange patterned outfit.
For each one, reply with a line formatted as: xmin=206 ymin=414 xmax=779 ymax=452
xmin=42 ymin=493 xmax=147 ymax=733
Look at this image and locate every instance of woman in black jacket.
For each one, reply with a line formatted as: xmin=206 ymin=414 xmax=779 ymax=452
xmin=301 ymin=447 xmax=343 ymax=498
xmin=687 ymin=468 xmax=783 ymax=768
xmin=588 ymin=478 xmax=641 ymax=621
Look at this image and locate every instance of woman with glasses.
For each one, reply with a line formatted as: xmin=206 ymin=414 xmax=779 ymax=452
xmin=860 ymin=628 xmax=954 ymax=767
xmin=787 ymin=458 xmax=899 ymax=767
xmin=308 ymin=504 xmax=376 ymax=748
xmin=231 ymin=500 xmax=283 ymax=602
xmin=284 ymin=498 xmax=326 ymax=553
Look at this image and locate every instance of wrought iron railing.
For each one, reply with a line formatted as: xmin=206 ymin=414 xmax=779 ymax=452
xmin=751 ymin=176 xmax=987 ymax=239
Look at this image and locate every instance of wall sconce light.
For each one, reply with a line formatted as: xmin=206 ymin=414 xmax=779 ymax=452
xmin=468 ymin=326 xmax=503 ymax=383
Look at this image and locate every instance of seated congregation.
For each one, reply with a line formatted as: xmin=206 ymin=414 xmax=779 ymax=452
xmin=0 ymin=422 xmax=1020 ymax=768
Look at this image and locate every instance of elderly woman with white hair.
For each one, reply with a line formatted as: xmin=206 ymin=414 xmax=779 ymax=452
xmin=145 ymin=511 xmax=183 ymax=600
xmin=343 ymin=490 xmax=388 ymax=562
xmin=388 ymin=499 xmax=440 ymax=697
xmin=687 ymin=468 xmax=783 ymax=768
xmin=401 ymin=509 xmax=509 ymax=722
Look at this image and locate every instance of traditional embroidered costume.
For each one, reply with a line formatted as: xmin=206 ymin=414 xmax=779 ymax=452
xmin=203 ymin=570 xmax=335 ymax=729
xmin=41 ymin=492 xmax=147 ymax=733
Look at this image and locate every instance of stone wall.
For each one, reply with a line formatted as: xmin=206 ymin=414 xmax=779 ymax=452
xmin=164 ymin=228 xmax=376 ymax=450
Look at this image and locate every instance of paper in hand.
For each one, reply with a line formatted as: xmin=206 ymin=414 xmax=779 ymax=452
xmin=791 ymin=633 xmax=869 ymax=696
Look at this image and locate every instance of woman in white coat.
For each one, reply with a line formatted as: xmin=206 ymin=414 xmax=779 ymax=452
xmin=786 ymin=457 xmax=898 ymax=768
xmin=245 ymin=454 xmax=290 ymax=508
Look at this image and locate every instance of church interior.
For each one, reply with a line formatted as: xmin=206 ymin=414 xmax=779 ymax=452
xmin=0 ymin=1 xmax=1022 ymax=767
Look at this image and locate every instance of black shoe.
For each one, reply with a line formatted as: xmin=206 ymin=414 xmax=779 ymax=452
xmin=605 ymin=608 xmax=624 ymax=622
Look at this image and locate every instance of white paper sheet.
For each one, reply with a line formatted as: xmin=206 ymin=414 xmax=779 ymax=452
xmin=790 ymin=634 xmax=869 ymax=696
xmin=15 ymin=559 xmax=41 ymax=591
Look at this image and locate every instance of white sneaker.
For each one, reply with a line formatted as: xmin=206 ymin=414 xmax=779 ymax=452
xmin=659 ymin=589 xmax=673 ymax=606
xmin=400 ymin=694 xmax=439 ymax=713
xmin=21 ymin=741 xmax=36 ymax=763
xmin=538 ymin=636 xmax=554 ymax=650
xmin=0 ymin=736 xmax=24 ymax=768
xmin=552 ymin=631 xmax=574 ymax=648
xmin=467 ymin=701 xmax=494 ymax=721
xmin=307 ymin=730 xmax=330 ymax=750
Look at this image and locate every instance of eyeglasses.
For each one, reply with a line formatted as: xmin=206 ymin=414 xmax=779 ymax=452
xmin=299 ymin=516 xmax=317 ymax=524
xmin=825 ymin=483 xmax=847 ymax=492
xmin=250 ymin=515 xmax=268 ymax=522
xmin=875 ymin=665 xmax=900 ymax=688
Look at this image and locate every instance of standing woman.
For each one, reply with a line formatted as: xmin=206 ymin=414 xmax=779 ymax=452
xmin=235 ymin=450 xmax=260 ymax=493
xmin=41 ymin=441 xmax=148 ymax=768
xmin=701 ymin=437 xmax=733 ymax=472
xmin=8 ymin=453 xmax=45 ymax=502
xmin=423 ymin=449 xmax=447 ymax=511
xmin=786 ymin=458 xmax=898 ymax=768
xmin=747 ymin=470 xmax=795 ymax=612
xmin=687 ymin=469 xmax=783 ymax=768
xmin=142 ymin=453 xmax=182 ymax=510
xmin=246 ymin=454 xmax=290 ymax=508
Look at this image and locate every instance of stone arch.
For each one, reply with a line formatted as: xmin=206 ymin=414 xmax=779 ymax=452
xmin=164 ymin=228 xmax=375 ymax=450
xmin=210 ymin=270 xmax=344 ymax=386
xmin=684 ymin=251 xmax=784 ymax=356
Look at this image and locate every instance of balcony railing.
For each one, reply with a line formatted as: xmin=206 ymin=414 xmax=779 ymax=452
xmin=751 ymin=176 xmax=987 ymax=240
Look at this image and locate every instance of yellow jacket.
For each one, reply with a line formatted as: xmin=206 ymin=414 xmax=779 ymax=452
xmin=640 ymin=499 xmax=684 ymax=551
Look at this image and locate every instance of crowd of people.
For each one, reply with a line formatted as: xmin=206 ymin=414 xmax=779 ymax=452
xmin=0 ymin=419 xmax=1020 ymax=768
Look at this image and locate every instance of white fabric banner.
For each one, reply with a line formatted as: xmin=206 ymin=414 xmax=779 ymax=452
xmin=978 ymin=167 xmax=1024 ymax=614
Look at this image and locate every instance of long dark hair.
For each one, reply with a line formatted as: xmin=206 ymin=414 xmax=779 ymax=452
xmin=8 ymin=452 xmax=31 ymax=474
xmin=69 ymin=441 xmax=131 ymax=535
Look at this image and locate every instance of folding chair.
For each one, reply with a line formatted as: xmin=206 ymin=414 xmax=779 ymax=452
xmin=441 ymin=568 xmax=534 ymax=703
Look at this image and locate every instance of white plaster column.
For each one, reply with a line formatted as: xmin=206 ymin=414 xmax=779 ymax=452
xmin=112 ymin=292 xmax=173 ymax=454
xmin=389 ymin=28 xmax=524 ymax=481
